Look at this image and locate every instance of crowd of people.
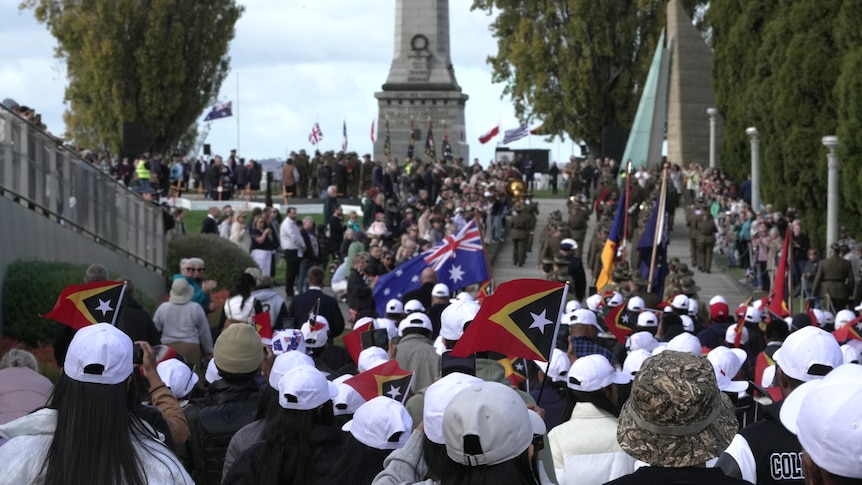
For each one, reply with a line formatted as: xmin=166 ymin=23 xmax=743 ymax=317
xmin=4 ymin=147 xmax=862 ymax=484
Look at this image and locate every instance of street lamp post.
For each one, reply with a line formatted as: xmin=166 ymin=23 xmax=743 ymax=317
xmin=822 ymin=135 xmax=839 ymax=251
xmin=746 ymin=127 xmax=760 ymax=212
xmin=707 ymin=108 xmax=718 ymax=169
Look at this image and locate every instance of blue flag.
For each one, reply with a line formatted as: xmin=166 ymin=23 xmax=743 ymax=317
xmin=203 ymin=101 xmax=232 ymax=121
xmin=637 ymin=197 xmax=669 ymax=299
xmin=373 ymin=219 xmax=489 ymax=316
xmin=424 ymin=122 xmax=436 ymax=160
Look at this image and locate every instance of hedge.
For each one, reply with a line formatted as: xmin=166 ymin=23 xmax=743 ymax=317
xmin=2 ymin=260 xmax=158 ymax=346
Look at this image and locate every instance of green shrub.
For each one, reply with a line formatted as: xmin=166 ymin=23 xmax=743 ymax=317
xmin=166 ymin=234 xmax=259 ymax=293
xmin=2 ymin=260 xmax=160 ymax=346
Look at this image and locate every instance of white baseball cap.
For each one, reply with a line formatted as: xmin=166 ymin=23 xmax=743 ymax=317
xmin=440 ymin=300 xmax=481 ymax=341
xmin=744 ymin=306 xmax=761 ymax=324
xmin=156 ymin=358 xmax=199 ymax=399
xmin=443 ymin=382 xmax=533 ymax=466
xmin=358 ymin=347 xmax=389 ymax=373
xmin=270 ymin=329 xmax=307 ymax=355
xmin=268 ymin=350 xmax=315 ymax=390
xmin=404 ymin=299 xmax=426 ymax=313
xmin=431 ymin=283 xmax=450 ymax=298
xmin=374 ymin=317 xmax=399 ymax=341
xmin=423 ymin=372 xmax=484 ymax=444
xmin=841 ymin=344 xmax=861 ymax=364
xmin=560 ymin=238 xmax=578 ymax=251
xmin=821 ymin=311 xmax=835 ymax=326
xmin=779 ymin=364 xmax=862 ymax=479
xmin=385 ymin=299 xmax=404 ymax=315
xmin=667 ymin=333 xmax=703 ymax=355
xmin=571 ymin=308 xmax=603 ymax=332
xmin=604 ymin=291 xmax=624 ymax=308
xmin=332 ymin=374 xmax=366 ymax=416
xmin=586 ymin=294 xmax=603 ymax=311
xmin=532 ymin=348 xmax=570 ymax=382
xmin=707 ymin=346 xmax=749 ymax=393
xmin=623 ymin=349 xmax=653 ymax=376
xmin=680 ymin=315 xmax=695 ymax=333
xmin=566 ymin=354 xmax=630 ymax=392
xmin=300 ymin=316 xmax=330 ymax=349
xmin=811 ymin=308 xmax=825 ymax=326
xmin=627 ymin=296 xmax=645 ymax=312
xmin=773 ymin=326 xmax=842 ymax=382
xmin=636 ymin=312 xmax=658 ymax=328
xmin=205 ymin=358 xmax=221 ymax=384
xmin=342 ymin=396 xmax=413 ymax=450
xmin=277 ymin=365 xmax=338 ymax=410
xmin=565 ymin=300 xmax=582 ymax=313
xmin=835 ymin=309 xmax=856 ymax=330
xmin=725 ymin=325 xmax=749 ymax=345
xmin=671 ymin=294 xmax=690 ymax=311
xmin=64 ymin=323 xmax=133 ymax=385
xmin=626 ymin=331 xmax=659 ymax=352
xmin=761 ymin=365 xmax=776 ymax=388
xmin=688 ymin=299 xmax=699 ymax=316
xmin=709 ymin=295 xmax=728 ymax=306
xmin=398 ymin=312 xmax=433 ymax=335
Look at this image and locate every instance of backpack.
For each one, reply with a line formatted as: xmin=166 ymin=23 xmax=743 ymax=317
xmin=186 ymin=396 xmax=260 ymax=485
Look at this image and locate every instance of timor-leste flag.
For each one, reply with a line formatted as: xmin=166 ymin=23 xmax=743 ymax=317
xmin=42 ymin=281 xmax=126 ymax=330
xmin=833 ymin=318 xmax=862 ymax=343
xmin=253 ymin=312 xmax=272 ymax=344
xmin=498 ymin=357 xmax=528 ymax=388
xmin=451 ymin=279 xmax=567 ymax=362
xmin=604 ymin=303 xmax=632 ymax=344
xmin=344 ymin=360 xmax=414 ymax=404
xmin=343 ymin=319 xmax=375 ymax=363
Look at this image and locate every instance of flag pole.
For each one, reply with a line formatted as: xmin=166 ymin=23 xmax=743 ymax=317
xmin=236 ymin=72 xmax=240 ymax=156
xmin=621 ymin=161 xmax=632 ymax=262
xmin=536 ymin=283 xmax=569 ymax=406
xmin=647 ymin=163 xmax=669 ymax=294
xmin=111 ymin=282 xmax=128 ymax=326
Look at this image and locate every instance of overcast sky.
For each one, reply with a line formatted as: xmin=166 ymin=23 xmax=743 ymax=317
xmin=0 ymin=0 xmax=581 ymax=164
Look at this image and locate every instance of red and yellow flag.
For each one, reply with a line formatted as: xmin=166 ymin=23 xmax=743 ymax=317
xmin=343 ymin=319 xmax=374 ymax=363
xmin=344 ymin=360 xmax=414 ymax=403
xmin=451 ymin=279 xmax=566 ymax=361
xmin=604 ymin=304 xmax=633 ymax=344
xmin=42 ymin=281 xmax=126 ymax=330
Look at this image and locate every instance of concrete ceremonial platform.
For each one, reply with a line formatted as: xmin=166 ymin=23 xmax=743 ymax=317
xmin=492 ymin=198 xmax=750 ymax=306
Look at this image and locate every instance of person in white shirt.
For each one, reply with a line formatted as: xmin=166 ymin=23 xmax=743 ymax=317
xmin=279 ymin=206 xmax=306 ymax=297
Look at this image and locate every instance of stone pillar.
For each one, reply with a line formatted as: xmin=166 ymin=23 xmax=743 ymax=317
xmin=746 ymin=127 xmax=760 ymax=212
xmin=823 ymin=136 xmax=839 ymax=251
xmin=374 ymin=0 xmax=469 ymax=164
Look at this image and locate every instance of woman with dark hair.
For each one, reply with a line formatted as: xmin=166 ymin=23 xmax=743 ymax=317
xmin=0 ymin=324 xmax=192 ymax=483
xmin=330 ymin=397 xmax=412 ymax=484
xmin=223 ymin=365 xmax=342 ymax=484
xmin=219 ymin=272 xmax=263 ymax=331
xmin=547 ymin=355 xmax=634 ymax=485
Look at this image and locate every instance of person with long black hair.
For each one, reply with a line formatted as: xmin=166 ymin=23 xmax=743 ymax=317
xmin=0 ymin=323 xmax=192 ymax=484
xmin=547 ymin=354 xmax=635 ymax=485
xmin=330 ymin=396 xmax=413 ymax=484
xmin=219 ymin=272 xmax=263 ymax=331
xmin=223 ymin=364 xmax=342 ymax=484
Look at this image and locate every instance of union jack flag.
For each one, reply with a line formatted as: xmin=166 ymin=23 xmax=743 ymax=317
xmin=373 ymin=219 xmax=489 ymax=316
xmin=309 ymin=122 xmax=324 ymax=145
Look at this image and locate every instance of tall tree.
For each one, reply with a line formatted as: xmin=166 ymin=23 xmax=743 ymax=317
xmin=22 ymin=0 xmax=243 ymax=155
xmin=471 ymin=0 xmax=665 ymax=155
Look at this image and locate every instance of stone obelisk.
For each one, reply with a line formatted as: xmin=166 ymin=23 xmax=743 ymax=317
xmin=374 ymin=0 xmax=469 ymax=164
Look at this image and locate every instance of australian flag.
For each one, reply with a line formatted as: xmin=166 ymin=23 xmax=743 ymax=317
xmin=203 ymin=101 xmax=232 ymax=122
xmin=637 ymin=196 xmax=669 ymax=299
xmin=373 ymin=219 xmax=489 ymax=316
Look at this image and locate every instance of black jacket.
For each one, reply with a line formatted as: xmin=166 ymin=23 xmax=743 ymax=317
xmin=402 ymin=282 xmax=435 ymax=310
xmin=201 ymin=215 xmax=219 ymax=234
xmin=287 ymin=288 xmax=346 ymax=339
xmin=115 ymin=296 xmax=161 ymax=346
xmin=606 ymin=466 xmax=751 ymax=485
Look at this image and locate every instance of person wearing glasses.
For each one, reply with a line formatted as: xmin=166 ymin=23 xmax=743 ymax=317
xmin=174 ymin=258 xmax=218 ymax=314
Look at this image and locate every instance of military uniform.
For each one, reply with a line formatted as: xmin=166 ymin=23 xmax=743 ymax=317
xmin=510 ymin=206 xmax=531 ymax=267
xmin=568 ymin=205 xmax=589 ymax=258
xmin=524 ymin=197 xmax=539 ymax=252
xmin=685 ymin=205 xmax=699 ymax=267
xmin=813 ymin=249 xmax=855 ymax=310
xmin=695 ymin=213 xmax=718 ymax=272
xmin=294 ymin=151 xmax=310 ymax=198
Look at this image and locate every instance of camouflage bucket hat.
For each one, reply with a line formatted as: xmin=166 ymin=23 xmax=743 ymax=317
xmin=617 ymin=351 xmax=737 ymax=468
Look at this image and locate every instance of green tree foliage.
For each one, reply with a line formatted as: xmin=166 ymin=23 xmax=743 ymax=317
xmin=471 ymin=0 xmax=665 ymax=154
xmin=706 ymin=0 xmax=862 ymax=248
xmin=21 ymin=0 xmax=243 ymax=154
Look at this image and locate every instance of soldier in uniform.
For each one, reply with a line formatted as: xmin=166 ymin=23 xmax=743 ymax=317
xmin=685 ymin=203 xmax=700 ymax=268
xmin=568 ymin=198 xmax=590 ymax=258
xmin=540 ymin=224 xmax=564 ymax=269
xmin=294 ymin=150 xmax=310 ymax=198
xmin=695 ymin=210 xmax=718 ymax=273
xmin=510 ymin=203 xmax=531 ymax=267
xmin=629 ymin=272 xmax=662 ymax=311
xmin=813 ymin=243 xmax=855 ymax=311
xmin=524 ymin=193 xmax=539 ymax=253
xmin=560 ymin=238 xmax=587 ymax=301
xmin=541 ymin=257 xmax=555 ymax=279
xmin=553 ymin=255 xmax=572 ymax=287
xmin=587 ymin=225 xmax=608 ymax=281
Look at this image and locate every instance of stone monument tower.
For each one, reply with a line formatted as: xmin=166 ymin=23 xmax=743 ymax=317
xmin=374 ymin=0 xmax=469 ymax=164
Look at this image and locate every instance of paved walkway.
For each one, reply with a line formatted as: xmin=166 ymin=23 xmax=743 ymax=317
xmin=492 ymin=198 xmax=751 ymax=306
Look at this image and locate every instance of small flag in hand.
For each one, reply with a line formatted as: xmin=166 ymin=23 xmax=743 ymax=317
xmin=343 ymin=318 xmax=374 ymax=363
xmin=603 ymin=303 xmax=632 ymax=344
xmin=451 ymin=279 xmax=567 ymax=361
xmin=344 ymin=360 xmax=414 ymax=403
xmin=253 ymin=312 xmax=272 ymax=344
xmin=42 ymin=281 xmax=126 ymax=330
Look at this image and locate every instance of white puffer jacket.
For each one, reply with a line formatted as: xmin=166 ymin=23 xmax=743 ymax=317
xmin=548 ymin=402 xmax=636 ymax=485
xmin=0 ymin=408 xmax=193 ymax=484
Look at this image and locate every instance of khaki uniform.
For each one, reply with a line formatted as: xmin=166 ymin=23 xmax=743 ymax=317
xmin=511 ymin=210 xmax=531 ymax=266
xmin=525 ymin=200 xmax=539 ymax=252
xmin=568 ymin=206 xmax=589 ymax=258
xmin=813 ymin=254 xmax=855 ymax=310
xmin=695 ymin=214 xmax=717 ymax=272
xmin=685 ymin=206 xmax=698 ymax=266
